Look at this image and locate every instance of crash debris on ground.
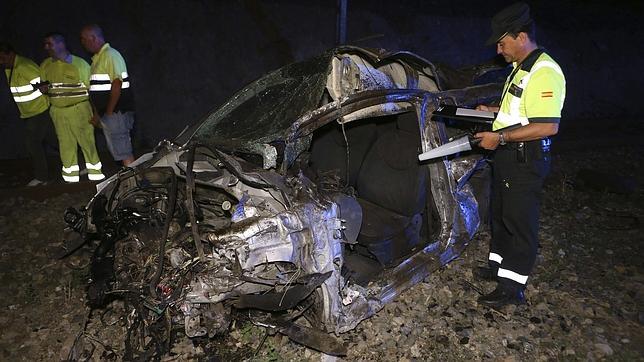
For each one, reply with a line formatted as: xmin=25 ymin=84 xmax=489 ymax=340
xmin=0 ymin=146 xmax=642 ymax=360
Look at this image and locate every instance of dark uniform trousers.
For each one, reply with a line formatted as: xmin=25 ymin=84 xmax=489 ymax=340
xmin=24 ymin=109 xmax=56 ymax=181
xmin=489 ymin=139 xmax=551 ymax=284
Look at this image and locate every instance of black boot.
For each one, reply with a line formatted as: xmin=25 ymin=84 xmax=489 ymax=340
xmin=478 ymin=279 xmax=526 ymax=308
xmin=475 ymin=265 xmax=498 ymax=281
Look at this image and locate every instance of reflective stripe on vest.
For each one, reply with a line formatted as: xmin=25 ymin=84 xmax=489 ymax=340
xmin=10 ymin=77 xmax=40 ymax=92
xmin=494 ymin=60 xmax=565 ymax=130
xmin=10 ymin=77 xmax=44 ymax=103
xmin=48 ymin=82 xmax=89 ymax=99
xmin=89 ymin=72 xmax=130 ymax=91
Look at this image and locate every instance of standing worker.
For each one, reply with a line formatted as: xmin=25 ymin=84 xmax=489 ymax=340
xmin=80 ymin=24 xmax=135 ymax=166
xmin=0 ymin=42 xmax=54 ymax=186
xmin=41 ymin=32 xmax=105 ymax=183
xmin=474 ymin=2 xmax=566 ymax=307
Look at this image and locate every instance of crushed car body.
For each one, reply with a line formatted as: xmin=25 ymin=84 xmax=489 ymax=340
xmin=66 ymin=46 xmax=504 ymax=357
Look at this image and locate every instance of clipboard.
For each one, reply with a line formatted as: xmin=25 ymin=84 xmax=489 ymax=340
xmin=432 ymin=104 xmax=496 ymax=125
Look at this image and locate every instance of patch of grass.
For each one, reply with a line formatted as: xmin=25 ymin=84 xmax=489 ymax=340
xmin=70 ymin=266 xmax=89 ymax=289
xmin=256 ymin=335 xmax=282 ymax=362
xmin=24 ymin=283 xmax=40 ymax=304
xmin=238 ymin=321 xmax=259 ymax=344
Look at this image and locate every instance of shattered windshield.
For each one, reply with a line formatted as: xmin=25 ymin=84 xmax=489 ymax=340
xmin=181 ymin=52 xmax=333 ymax=152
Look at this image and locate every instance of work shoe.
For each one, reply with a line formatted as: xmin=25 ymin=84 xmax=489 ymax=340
xmin=475 ymin=266 xmax=498 ymax=281
xmin=26 ymin=178 xmax=47 ymax=187
xmin=478 ymin=281 xmax=526 ymax=308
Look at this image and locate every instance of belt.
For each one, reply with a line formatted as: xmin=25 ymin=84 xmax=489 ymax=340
xmin=51 ymin=100 xmax=88 ymax=109
xmin=496 ymin=137 xmax=551 ymax=163
xmin=500 ymin=137 xmax=551 ymax=151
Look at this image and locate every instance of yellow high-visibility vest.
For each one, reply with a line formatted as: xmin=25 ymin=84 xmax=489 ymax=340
xmin=40 ymin=55 xmax=91 ymax=108
xmin=5 ymin=55 xmax=49 ymax=118
xmin=493 ymin=50 xmax=566 ymax=131
xmin=89 ymin=43 xmax=134 ymax=114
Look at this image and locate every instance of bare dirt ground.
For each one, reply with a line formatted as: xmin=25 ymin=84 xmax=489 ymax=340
xmin=0 ymin=140 xmax=642 ymax=361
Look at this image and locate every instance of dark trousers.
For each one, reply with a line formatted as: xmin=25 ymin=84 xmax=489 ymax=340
xmin=24 ymin=110 xmax=55 ymax=181
xmin=489 ymin=140 xmax=550 ymax=285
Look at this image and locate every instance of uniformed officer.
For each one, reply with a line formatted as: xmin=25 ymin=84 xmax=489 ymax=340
xmin=0 ymin=42 xmax=54 ymax=186
xmin=474 ymin=2 xmax=566 ymax=307
xmin=80 ymin=24 xmax=135 ymax=166
xmin=41 ymin=32 xmax=105 ymax=182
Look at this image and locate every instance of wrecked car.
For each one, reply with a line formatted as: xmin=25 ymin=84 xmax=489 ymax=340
xmin=65 ymin=46 xmax=504 ymax=358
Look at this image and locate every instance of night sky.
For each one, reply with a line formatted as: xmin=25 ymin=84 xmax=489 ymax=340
xmin=1 ymin=0 xmax=642 ymax=159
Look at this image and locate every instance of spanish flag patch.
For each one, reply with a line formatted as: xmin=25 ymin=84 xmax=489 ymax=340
xmin=541 ymin=91 xmax=553 ymax=98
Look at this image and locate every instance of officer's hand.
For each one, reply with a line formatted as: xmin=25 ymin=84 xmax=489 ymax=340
xmin=474 ymin=132 xmax=500 ymax=150
xmin=37 ymin=83 xmax=49 ymax=94
xmin=89 ymin=113 xmax=101 ymax=128
xmin=476 ymin=104 xmax=500 ymax=112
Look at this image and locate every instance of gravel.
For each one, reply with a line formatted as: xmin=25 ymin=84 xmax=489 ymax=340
xmin=0 ymin=145 xmax=642 ymax=361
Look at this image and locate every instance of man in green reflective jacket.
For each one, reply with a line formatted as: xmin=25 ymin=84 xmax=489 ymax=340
xmin=0 ymin=42 xmax=55 ymax=186
xmin=81 ymin=24 xmax=135 ymax=166
xmin=41 ymin=32 xmax=105 ymax=183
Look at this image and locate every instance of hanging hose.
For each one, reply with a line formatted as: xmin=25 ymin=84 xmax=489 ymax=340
xmin=185 ymin=142 xmax=206 ymax=262
xmin=149 ymin=171 xmax=178 ymax=297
